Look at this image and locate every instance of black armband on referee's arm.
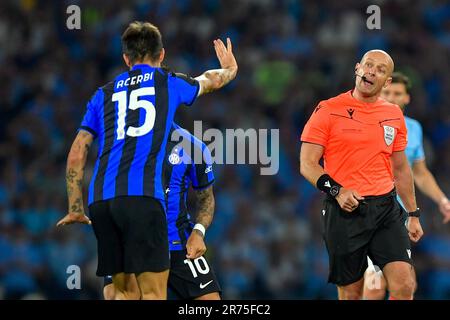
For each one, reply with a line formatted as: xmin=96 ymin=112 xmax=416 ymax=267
xmin=316 ymin=174 xmax=343 ymax=198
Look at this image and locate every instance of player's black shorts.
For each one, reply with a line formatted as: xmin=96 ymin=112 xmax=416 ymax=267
xmin=168 ymin=250 xmax=221 ymax=299
xmin=321 ymin=189 xmax=412 ymax=286
xmin=103 ymin=250 xmax=221 ymax=299
xmin=89 ymin=196 xmax=169 ymax=276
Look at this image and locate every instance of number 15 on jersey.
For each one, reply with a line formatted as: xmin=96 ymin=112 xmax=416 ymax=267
xmin=112 ymin=87 xmax=156 ymax=140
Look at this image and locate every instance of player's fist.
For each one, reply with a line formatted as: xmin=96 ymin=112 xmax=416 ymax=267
xmin=57 ymin=212 xmax=91 ymax=226
xmin=186 ymin=231 xmax=207 ymax=260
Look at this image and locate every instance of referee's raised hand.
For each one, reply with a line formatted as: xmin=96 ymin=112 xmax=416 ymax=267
xmin=336 ymin=188 xmax=364 ymax=213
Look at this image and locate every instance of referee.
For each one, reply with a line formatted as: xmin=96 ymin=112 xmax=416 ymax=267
xmin=300 ymin=50 xmax=423 ymax=300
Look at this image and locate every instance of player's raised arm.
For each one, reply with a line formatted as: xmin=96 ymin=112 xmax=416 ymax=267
xmin=195 ymin=38 xmax=238 ymax=96
xmin=57 ymin=131 xmax=93 ymax=226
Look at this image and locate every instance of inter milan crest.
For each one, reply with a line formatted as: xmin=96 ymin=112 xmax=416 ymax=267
xmin=168 ymin=148 xmax=181 ymax=165
xmin=383 ymin=125 xmax=395 ymax=146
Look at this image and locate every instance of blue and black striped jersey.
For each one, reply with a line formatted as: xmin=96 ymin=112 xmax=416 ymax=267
xmin=79 ymin=64 xmax=200 ymax=205
xmin=164 ymin=124 xmax=214 ymax=251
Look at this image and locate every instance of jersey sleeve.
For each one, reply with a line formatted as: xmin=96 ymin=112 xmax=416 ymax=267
xmin=188 ymin=143 xmax=215 ymax=190
xmin=412 ymin=122 xmax=425 ymax=162
xmin=171 ymin=73 xmax=200 ymax=106
xmin=393 ymin=112 xmax=408 ymax=152
xmin=79 ymin=89 xmax=102 ymax=138
xmin=300 ymin=103 xmax=330 ymax=147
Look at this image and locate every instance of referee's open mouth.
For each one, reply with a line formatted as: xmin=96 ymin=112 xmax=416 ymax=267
xmin=362 ymin=78 xmax=374 ymax=85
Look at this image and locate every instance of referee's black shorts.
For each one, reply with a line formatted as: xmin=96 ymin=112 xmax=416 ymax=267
xmin=89 ymin=196 xmax=169 ymax=276
xmin=321 ymin=189 xmax=412 ymax=286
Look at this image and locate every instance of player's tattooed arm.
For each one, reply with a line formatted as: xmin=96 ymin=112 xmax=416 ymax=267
xmin=66 ymin=131 xmax=93 ymax=216
xmin=194 ymin=186 xmax=215 ymax=234
xmin=195 ymin=38 xmax=238 ymax=96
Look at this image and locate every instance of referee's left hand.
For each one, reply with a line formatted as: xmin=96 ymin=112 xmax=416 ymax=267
xmin=439 ymin=197 xmax=450 ymax=224
xmin=186 ymin=231 xmax=206 ymax=260
xmin=56 ymin=212 xmax=92 ymax=226
xmin=407 ymin=217 xmax=423 ymax=243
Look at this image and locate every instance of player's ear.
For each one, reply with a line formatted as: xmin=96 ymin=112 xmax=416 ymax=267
xmin=383 ymin=76 xmax=392 ymax=88
xmin=123 ymin=54 xmax=131 ymax=68
xmin=405 ymin=93 xmax=410 ymax=105
xmin=158 ymin=48 xmax=165 ymax=64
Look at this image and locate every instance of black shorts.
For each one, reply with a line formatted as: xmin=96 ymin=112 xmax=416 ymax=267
xmin=103 ymin=250 xmax=221 ymax=299
xmin=168 ymin=250 xmax=221 ymax=299
xmin=322 ymin=189 xmax=412 ymax=286
xmin=89 ymin=196 xmax=169 ymax=276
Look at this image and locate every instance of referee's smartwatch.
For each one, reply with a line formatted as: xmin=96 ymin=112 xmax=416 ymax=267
xmin=408 ymin=208 xmax=421 ymax=218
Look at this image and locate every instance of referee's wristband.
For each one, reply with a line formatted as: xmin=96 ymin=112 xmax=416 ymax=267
xmin=408 ymin=208 xmax=421 ymax=218
xmin=316 ymin=174 xmax=343 ymax=198
xmin=193 ymin=223 xmax=206 ymax=237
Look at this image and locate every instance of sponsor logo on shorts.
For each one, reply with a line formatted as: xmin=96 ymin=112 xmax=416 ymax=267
xmin=200 ymin=280 xmax=213 ymax=289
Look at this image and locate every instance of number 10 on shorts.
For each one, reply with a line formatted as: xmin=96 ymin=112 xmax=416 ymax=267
xmin=184 ymin=257 xmax=210 ymax=278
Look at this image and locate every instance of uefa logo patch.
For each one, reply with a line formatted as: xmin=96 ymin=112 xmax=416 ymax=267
xmin=383 ymin=125 xmax=395 ymax=146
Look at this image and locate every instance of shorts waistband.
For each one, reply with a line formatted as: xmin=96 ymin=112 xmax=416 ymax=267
xmin=362 ymin=188 xmax=396 ymax=201
xmin=326 ymin=188 xmax=396 ymax=202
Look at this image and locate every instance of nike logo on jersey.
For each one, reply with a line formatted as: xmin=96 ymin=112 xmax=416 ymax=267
xmin=200 ymin=280 xmax=213 ymax=289
xmin=165 ymin=188 xmax=170 ymax=194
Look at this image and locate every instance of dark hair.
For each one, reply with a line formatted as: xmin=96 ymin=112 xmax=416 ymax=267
xmin=391 ymin=72 xmax=411 ymax=94
xmin=121 ymin=21 xmax=163 ymax=65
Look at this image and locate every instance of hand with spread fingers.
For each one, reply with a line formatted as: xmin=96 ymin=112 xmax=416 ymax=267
xmin=57 ymin=212 xmax=91 ymax=227
xmin=213 ymin=37 xmax=238 ymax=72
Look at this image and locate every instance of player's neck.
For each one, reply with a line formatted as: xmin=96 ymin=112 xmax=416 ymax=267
xmin=130 ymin=60 xmax=161 ymax=69
xmin=351 ymin=88 xmax=379 ymax=104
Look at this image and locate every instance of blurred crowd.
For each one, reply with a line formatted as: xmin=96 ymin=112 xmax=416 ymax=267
xmin=0 ymin=0 xmax=450 ymax=299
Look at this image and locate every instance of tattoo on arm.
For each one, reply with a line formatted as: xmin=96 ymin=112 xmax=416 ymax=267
xmin=66 ymin=132 xmax=93 ymax=214
xmin=194 ymin=187 xmax=215 ymax=229
xmin=198 ymin=68 xmax=237 ymax=94
xmin=66 ymin=168 xmax=77 ymax=183
xmin=67 ymin=185 xmax=73 ymax=198
xmin=70 ymin=198 xmax=84 ymax=213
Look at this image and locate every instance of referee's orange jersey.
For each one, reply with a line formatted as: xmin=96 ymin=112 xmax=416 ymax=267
xmin=301 ymin=90 xmax=407 ymax=196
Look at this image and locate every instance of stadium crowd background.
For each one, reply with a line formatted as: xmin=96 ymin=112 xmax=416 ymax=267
xmin=0 ymin=0 xmax=449 ymax=299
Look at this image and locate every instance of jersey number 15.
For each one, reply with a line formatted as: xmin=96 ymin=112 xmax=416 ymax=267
xmin=112 ymin=87 xmax=156 ymax=140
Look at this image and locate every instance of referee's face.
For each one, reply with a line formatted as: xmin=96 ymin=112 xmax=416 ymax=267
xmin=381 ymin=83 xmax=410 ymax=112
xmin=355 ymin=51 xmax=393 ymax=98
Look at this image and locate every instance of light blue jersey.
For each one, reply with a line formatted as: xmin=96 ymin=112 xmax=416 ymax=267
xmin=397 ymin=116 xmax=425 ymax=210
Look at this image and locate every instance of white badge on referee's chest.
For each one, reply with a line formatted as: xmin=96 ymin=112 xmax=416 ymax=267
xmin=383 ymin=125 xmax=395 ymax=146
